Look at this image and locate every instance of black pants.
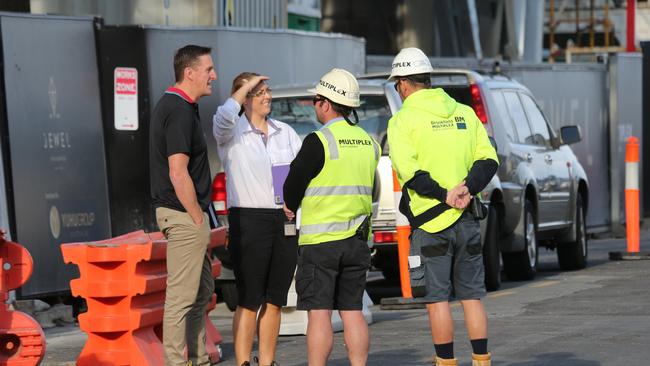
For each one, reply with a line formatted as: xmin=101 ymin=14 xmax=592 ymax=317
xmin=228 ymin=207 xmax=298 ymax=309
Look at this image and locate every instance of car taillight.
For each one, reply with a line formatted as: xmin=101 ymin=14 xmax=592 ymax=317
xmin=211 ymin=172 xmax=227 ymax=215
xmin=373 ymin=231 xmax=397 ymax=243
xmin=469 ymin=83 xmax=488 ymax=124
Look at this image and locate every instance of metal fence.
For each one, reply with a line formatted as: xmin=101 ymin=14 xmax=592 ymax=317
xmin=216 ymin=0 xmax=287 ymax=28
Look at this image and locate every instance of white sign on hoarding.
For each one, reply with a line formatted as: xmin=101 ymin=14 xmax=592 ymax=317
xmin=114 ymin=67 xmax=138 ymax=131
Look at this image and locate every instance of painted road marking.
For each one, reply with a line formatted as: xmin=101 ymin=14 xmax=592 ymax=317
xmin=487 ymin=290 xmax=516 ymax=298
xmin=531 ymin=280 xmax=561 ymax=288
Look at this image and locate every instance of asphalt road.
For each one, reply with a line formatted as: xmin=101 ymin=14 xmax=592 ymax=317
xmin=42 ymin=231 xmax=650 ymax=365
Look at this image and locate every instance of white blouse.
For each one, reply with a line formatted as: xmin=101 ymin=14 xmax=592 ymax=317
xmin=213 ymin=97 xmax=302 ymax=209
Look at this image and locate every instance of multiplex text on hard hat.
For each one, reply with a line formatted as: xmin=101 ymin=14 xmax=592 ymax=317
xmin=308 ymin=68 xmax=361 ymax=107
xmin=388 ymin=47 xmax=434 ymax=81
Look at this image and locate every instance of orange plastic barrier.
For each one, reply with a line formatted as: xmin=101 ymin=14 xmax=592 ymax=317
xmin=61 ymin=228 xmax=226 ymax=366
xmin=0 ymin=235 xmax=46 ymax=366
xmin=625 ymin=136 xmax=640 ymax=252
xmin=393 ymin=170 xmax=412 ymax=298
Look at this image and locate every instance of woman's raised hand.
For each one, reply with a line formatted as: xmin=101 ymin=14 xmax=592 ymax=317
xmin=232 ymin=75 xmax=270 ymax=103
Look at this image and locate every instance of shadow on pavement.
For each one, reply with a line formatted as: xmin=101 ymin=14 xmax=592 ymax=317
xmin=288 ymin=346 xmax=429 ymax=366
xmin=503 ymin=352 xmax=600 ymax=366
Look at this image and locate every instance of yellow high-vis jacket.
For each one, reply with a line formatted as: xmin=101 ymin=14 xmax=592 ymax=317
xmin=388 ymin=88 xmax=498 ymax=233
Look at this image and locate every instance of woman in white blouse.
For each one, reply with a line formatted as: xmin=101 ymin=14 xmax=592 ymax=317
xmin=213 ymin=72 xmax=301 ymax=366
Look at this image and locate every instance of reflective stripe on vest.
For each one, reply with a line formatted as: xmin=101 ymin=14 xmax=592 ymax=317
xmin=300 ymin=214 xmax=367 ymax=235
xmin=371 ymin=138 xmax=379 ymax=161
xmin=320 ymin=127 xmax=339 ymax=160
xmin=304 ymin=185 xmax=372 ymax=197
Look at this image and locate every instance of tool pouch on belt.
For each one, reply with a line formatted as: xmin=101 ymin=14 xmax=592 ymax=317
xmin=468 ymin=196 xmax=488 ymax=220
xmin=355 ymin=215 xmax=370 ymax=241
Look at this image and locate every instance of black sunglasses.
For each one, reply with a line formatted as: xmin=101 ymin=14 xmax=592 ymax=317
xmin=393 ymin=79 xmax=401 ymax=92
xmin=312 ymin=96 xmax=327 ymax=105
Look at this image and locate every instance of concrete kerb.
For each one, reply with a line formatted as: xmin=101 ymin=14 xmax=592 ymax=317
xmin=380 ymin=296 xmax=429 ymax=310
xmin=608 ymin=251 xmax=650 ymax=260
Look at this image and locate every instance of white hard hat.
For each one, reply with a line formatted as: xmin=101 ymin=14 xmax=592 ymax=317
xmin=308 ymin=68 xmax=360 ymax=108
xmin=388 ymin=47 xmax=434 ymax=81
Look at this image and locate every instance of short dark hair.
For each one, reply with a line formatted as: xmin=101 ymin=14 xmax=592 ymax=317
xmin=403 ymin=73 xmax=431 ymax=88
xmin=329 ymin=100 xmax=353 ymax=118
xmin=173 ymin=45 xmax=212 ymax=82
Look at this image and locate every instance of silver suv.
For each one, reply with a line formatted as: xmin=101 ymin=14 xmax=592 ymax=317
xmin=268 ymin=70 xmax=588 ymax=291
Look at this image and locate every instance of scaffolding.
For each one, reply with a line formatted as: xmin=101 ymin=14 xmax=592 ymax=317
xmin=547 ymin=0 xmax=620 ymax=62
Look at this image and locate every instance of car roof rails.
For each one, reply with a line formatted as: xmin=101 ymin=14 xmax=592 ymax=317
xmin=475 ymin=60 xmax=512 ymax=82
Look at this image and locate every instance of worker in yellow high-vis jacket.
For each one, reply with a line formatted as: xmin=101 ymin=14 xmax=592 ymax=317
xmin=283 ymin=68 xmax=380 ymax=366
xmin=387 ymin=47 xmax=498 ymax=366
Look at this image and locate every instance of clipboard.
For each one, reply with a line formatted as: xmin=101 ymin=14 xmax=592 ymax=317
xmin=271 ymin=163 xmax=291 ymax=204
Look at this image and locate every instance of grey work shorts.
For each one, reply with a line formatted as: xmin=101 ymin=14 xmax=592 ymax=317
xmin=409 ymin=212 xmax=486 ymax=302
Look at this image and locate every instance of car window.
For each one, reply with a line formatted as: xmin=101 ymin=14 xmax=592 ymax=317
xmin=503 ymin=91 xmax=533 ymax=144
xmin=270 ymin=95 xmax=391 ymax=155
xmin=519 ymin=93 xmax=551 ymax=147
xmin=489 ymin=91 xmax=517 ymax=142
xmin=438 ymin=86 xmax=472 ymax=107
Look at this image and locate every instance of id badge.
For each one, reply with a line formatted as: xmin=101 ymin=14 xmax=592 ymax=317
xmin=284 ymin=221 xmax=296 ymax=236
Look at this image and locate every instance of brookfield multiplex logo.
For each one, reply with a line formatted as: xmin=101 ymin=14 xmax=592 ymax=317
xmin=392 ymin=60 xmax=430 ymax=70
xmin=319 ymin=80 xmax=348 ymax=96
xmin=430 ymin=116 xmax=467 ymax=131
xmin=392 ymin=61 xmax=411 ymax=68
xmin=338 ymin=138 xmax=372 ymax=147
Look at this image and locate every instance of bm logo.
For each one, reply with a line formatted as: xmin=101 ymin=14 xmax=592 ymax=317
xmin=455 ymin=116 xmax=467 ymax=130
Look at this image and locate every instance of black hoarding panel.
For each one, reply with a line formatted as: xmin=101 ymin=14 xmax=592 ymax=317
xmin=144 ymin=29 xmax=222 ymax=177
xmin=643 ymin=42 xmax=650 ymax=217
xmin=96 ymin=26 xmax=157 ymax=235
xmin=0 ymin=14 xmax=111 ymax=296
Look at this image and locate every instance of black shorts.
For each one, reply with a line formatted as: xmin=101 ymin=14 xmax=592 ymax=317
xmin=228 ymin=208 xmax=298 ymax=309
xmin=295 ymin=236 xmax=371 ymax=311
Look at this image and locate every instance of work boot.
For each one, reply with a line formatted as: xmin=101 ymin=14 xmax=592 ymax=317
xmin=472 ymin=352 xmax=491 ymax=366
xmin=434 ymin=356 xmax=458 ymax=365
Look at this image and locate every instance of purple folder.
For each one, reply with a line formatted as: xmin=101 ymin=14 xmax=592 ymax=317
xmin=272 ymin=164 xmax=291 ymax=204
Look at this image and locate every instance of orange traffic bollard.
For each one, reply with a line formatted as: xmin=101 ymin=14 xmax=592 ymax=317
xmin=61 ymin=228 xmax=227 ymax=366
xmin=0 ymin=234 xmax=46 ymax=366
xmin=625 ymin=136 xmax=640 ymax=252
xmin=393 ymin=170 xmax=412 ymax=298
xmin=610 ymin=136 xmax=650 ymax=261
xmin=381 ymin=172 xmax=435 ymax=308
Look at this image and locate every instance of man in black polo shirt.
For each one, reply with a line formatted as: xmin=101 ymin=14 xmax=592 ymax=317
xmin=149 ymin=44 xmax=217 ymax=366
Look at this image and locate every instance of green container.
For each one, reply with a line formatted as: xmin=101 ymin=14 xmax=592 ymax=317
xmin=288 ymin=13 xmax=319 ymax=31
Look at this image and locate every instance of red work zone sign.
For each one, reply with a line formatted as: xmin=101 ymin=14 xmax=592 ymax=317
xmin=114 ymin=67 xmax=138 ymax=131
xmin=115 ymin=68 xmax=137 ymax=95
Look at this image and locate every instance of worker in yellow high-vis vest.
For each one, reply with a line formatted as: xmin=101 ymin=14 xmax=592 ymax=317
xmin=283 ymin=68 xmax=380 ymax=366
xmin=387 ymin=48 xmax=498 ymax=366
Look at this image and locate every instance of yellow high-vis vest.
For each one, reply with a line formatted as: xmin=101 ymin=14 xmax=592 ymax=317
xmin=299 ymin=119 xmax=380 ymax=245
xmin=387 ymin=88 xmax=498 ymax=234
